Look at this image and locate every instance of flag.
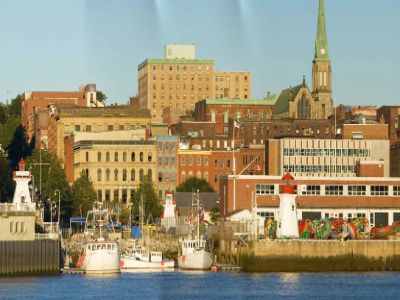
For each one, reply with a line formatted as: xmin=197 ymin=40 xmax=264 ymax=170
xmin=234 ymin=120 xmax=241 ymax=128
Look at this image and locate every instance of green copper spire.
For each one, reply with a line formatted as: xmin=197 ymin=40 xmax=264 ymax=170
xmin=315 ymin=0 xmax=329 ymax=60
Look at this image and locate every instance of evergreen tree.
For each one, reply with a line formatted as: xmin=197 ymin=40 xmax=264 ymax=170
xmin=176 ymin=177 xmax=215 ymax=193
xmin=8 ymin=94 xmax=22 ymax=117
xmin=131 ymin=174 xmax=162 ymax=222
xmin=0 ymin=154 xmax=13 ymax=202
xmin=7 ymin=125 xmax=32 ymax=170
xmin=96 ymin=91 xmax=107 ymax=104
xmin=71 ymin=171 xmax=97 ymax=217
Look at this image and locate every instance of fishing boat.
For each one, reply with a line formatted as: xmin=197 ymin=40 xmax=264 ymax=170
xmin=78 ymin=202 xmax=121 ymax=274
xmin=177 ymin=190 xmax=215 ymax=270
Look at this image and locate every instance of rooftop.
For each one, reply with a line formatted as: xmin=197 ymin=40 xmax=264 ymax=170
xmin=138 ymin=58 xmax=214 ymax=70
xmin=205 ymin=95 xmax=278 ymax=106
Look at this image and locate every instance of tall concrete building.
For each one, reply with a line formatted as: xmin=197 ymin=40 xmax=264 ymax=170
xmin=138 ymin=44 xmax=251 ymax=123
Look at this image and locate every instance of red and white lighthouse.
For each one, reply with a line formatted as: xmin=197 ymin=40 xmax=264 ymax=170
xmin=277 ymin=172 xmax=299 ymax=238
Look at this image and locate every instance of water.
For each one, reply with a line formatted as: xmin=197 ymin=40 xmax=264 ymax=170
xmin=1 ymin=270 xmax=399 ymax=299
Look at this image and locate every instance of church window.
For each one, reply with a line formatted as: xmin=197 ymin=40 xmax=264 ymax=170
xmin=298 ymin=94 xmax=311 ymax=119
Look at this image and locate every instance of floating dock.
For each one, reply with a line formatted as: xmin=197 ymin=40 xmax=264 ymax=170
xmin=61 ymin=268 xmax=84 ymax=274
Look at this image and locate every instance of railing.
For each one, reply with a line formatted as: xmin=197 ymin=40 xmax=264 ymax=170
xmin=0 ymin=203 xmax=36 ymax=213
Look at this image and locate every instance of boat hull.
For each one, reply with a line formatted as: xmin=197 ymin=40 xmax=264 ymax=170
xmin=178 ymin=249 xmax=214 ymax=270
xmin=121 ymin=255 xmax=175 ymax=269
xmin=83 ymin=249 xmax=121 ymax=274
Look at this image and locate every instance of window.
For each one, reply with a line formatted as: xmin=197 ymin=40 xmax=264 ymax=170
xmin=227 ymin=160 xmax=231 ymax=168
xmin=122 ymin=169 xmax=127 ymax=181
xmin=188 ymin=156 xmax=193 ymax=166
xmin=371 ymin=185 xmax=389 ymax=196
xmin=105 ymin=190 xmax=110 ymax=201
xmin=325 ymin=185 xmax=343 ymax=196
xmin=139 ymin=169 xmax=144 ymax=181
xmin=181 ymin=171 xmax=186 ymax=183
xmin=181 ymin=157 xmax=186 ymax=166
xmin=106 ymin=169 xmax=110 ymax=181
xmin=302 ymin=185 xmax=320 ymax=195
xmin=114 ymin=169 xmax=119 ymax=181
xmin=122 ymin=189 xmax=127 ymax=204
xmin=214 ymin=175 xmax=218 ymax=183
xmin=223 ymin=111 xmax=228 ymax=124
xmin=86 ymin=125 xmax=92 ymax=132
xmin=131 ymin=152 xmax=136 ymax=162
xmin=114 ymin=152 xmax=118 ymax=162
xmin=140 ymin=152 xmax=144 ymax=162
xmin=97 ymin=152 xmax=102 ymax=162
xmin=394 ymin=186 xmax=400 ymax=196
xmin=131 ymin=169 xmax=135 ymax=181
xmin=197 ymin=157 xmax=201 ymax=166
xmin=348 ymin=185 xmax=366 ymax=196
xmin=204 ymin=157 xmax=208 ymax=166
xmin=148 ymin=152 xmax=152 ymax=162
xmin=114 ymin=190 xmax=119 ymax=201
xmin=85 ymin=152 xmax=89 ymax=162
xmin=256 ymin=184 xmax=274 ymax=195
xmin=211 ymin=111 xmax=216 ymax=122
xmin=97 ymin=190 xmax=102 ymax=201
xmin=196 ymin=171 xmax=201 ymax=178
xmin=148 ymin=169 xmax=152 ymax=179
xmin=123 ymin=152 xmax=127 ymax=162
xmin=108 ymin=125 xmax=113 ymax=131
xmin=97 ymin=169 xmax=102 ymax=181
xmin=75 ymin=125 xmax=81 ymax=131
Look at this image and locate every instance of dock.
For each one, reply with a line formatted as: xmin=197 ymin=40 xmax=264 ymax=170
xmin=215 ymin=264 xmax=241 ymax=272
xmin=61 ymin=268 xmax=84 ymax=274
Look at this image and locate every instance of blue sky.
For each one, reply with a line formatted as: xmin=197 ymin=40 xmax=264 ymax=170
xmin=0 ymin=0 xmax=399 ymax=106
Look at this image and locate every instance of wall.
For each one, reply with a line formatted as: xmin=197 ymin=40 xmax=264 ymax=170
xmin=0 ymin=215 xmax=36 ymax=241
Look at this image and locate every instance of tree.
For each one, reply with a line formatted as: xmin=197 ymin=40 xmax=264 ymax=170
xmin=0 ymin=116 xmax=21 ymax=151
xmin=96 ymin=91 xmax=107 ymax=104
xmin=209 ymin=207 xmax=220 ymax=222
xmin=71 ymin=170 xmax=97 ymax=217
xmin=176 ymin=177 xmax=215 ymax=193
xmin=0 ymin=154 xmax=13 ymax=202
xmin=26 ymin=150 xmax=73 ymax=223
xmin=7 ymin=125 xmax=32 ymax=170
xmin=131 ymin=174 xmax=162 ymax=222
xmin=8 ymin=94 xmax=22 ymax=117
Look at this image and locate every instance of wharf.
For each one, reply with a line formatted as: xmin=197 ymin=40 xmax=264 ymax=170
xmin=61 ymin=268 xmax=84 ymax=274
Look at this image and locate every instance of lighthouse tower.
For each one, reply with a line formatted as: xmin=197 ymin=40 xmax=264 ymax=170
xmin=12 ymin=158 xmax=33 ymax=206
xmin=161 ymin=192 xmax=176 ymax=230
xmin=277 ymin=172 xmax=299 ymax=239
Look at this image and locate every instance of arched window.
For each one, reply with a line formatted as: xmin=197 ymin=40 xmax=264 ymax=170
xmin=97 ymin=169 xmax=102 ymax=181
xmin=204 ymin=172 xmax=208 ymax=181
xmin=298 ymin=94 xmax=311 ymax=119
xmin=148 ymin=152 xmax=152 ymax=162
xmin=106 ymin=169 xmax=110 ymax=181
xmin=106 ymin=152 xmax=110 ymax=162
xmin=196 ymin=171 xmax=201 ymax=178
xmin=131 ymin=169 xmax=135 ymax=181
xmin=114 ymin=152 xmax=119 ymax=162
xmin=122 ymin=169 xmax=127 ymax=181
xmin=123 ymin=152 xmax=127 ymax=162
xmin=140 ymin=152 xmax=144 ymax=162
xmin=139 ymin=169 xmax=144 ymax=181
xmin=131 ymin=152 xmax=136 ymax=162
xmin=85 ymin=169 xmax=89 ymax=176
xmin=189 ymin=171 xmax=193 ymax=178
xmin=181 ymin=171 xmax=186 ymax=183
xmin=148 ymin=169 xmax=152 ymax=179
xmin=97 ymin=152 xmax=102 ymax=162
xmin=114 ymin=169 xmax=119 ymax=181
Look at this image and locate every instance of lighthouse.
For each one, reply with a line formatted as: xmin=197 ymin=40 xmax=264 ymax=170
xmin=277 ymin=172 xmax=299 ymax=239
xmin=12 ymin=158 xmax=33 ymax=207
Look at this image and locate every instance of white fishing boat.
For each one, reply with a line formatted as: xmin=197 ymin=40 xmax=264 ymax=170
xmin=121 ymin=240 xmax=174 ymax=269
xmin=78 ymin=202 xmax=121 ymax=274
xmin=177 ymin=190 xmax=215 ymax=270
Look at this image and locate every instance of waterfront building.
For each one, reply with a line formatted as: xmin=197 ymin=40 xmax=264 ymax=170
xmin=47 ymin=105 xmax=151 ymax=164
xmin=219 ymin=174 xmax=400 ymax=227
xmin=156 ymin=136 xmax=179 ymax=199
xmin=64 ymin=130 xmax=157 ymax=206
xmin=137 ymin=44 xmax=251 ymax=122
xmin=21 ymin=84 xmax=102 ymax=141
xmin=265 ymin=138 xmax=390 ymax=177
xmin=214 ymin=71 xmax=251 ymax=99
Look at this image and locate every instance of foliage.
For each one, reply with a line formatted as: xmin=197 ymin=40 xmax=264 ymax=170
xmin=0 ymin=117 xmax=22 ymax=152
xmin=7 ymin=125 xmax=32 ymax=170
xmin=131 ymin=174 xmax=162 ymax=222
xmin=176 ymin=177 xmax=215 ymax=193
xmin=209 ymin=206 xmax=220 ymax=222
xmin=71 ymin=170 xmax=97 ymax=217
xmin=26 ymin=150 xmax=73 ymax=222
xmin=0 ymin=154 xmax=13 ymax=202
xmin=96 ymin=91 xmax=107 ymax=104
xmin=8 ymin=95 xmax=22 ymax=117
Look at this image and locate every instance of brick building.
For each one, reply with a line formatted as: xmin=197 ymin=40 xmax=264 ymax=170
xmin=156 ymin=136 xmax=179 ymax=199
xmin=377 ymin=106 xmax=400 ymax=144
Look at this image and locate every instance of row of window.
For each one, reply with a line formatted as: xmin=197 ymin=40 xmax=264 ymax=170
xmin=152 ymin=93 xmax=209 ymax=101
xmin=90 ymin=151 xmax=153 ymax=163
xmin=158 ymin=142 xmax=176 ymax=151
xmin=153 ymin=82 xmax=210 ymax=89
xmin=10 ymin=222 xmax=26 ymax=233
xmin=151 ymin=64 xmax=211 ymax=72
xmin=284 ymin=164 xmax=356 ymax=174
xmin=66 ymin=124 xmax=141 ymax=133
xmin=153 ymin=102 xmax=195 ymax=110
xmin=158 ymin=170 xmax=177 ymax=182
xmin=210 ymin=110 xmax=272 ymax=123
xmin=283 ymin=148 xmax=370 ymax=158
xmin=95 ymin=168 xmax=152 ymax=182
xmin=181 ymin=156 xmax=209 ymax=166
xmin=158 ymin=157 xmax=177 ymax=167
xmin=181 ymin=171 xmax=209 ymax=183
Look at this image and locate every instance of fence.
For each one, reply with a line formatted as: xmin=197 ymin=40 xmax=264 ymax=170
xmin=0 ymin=203 xmax=36 ymax=214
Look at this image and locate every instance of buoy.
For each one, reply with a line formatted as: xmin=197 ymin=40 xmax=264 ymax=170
xmin=119 ymin=260 xmax=124 ymax=268
xmin=211 ymin=265 xmax=217 ymax=272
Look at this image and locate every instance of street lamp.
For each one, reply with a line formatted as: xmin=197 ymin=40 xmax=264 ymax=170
xmin=50 ymin=201 xmax=57 ymax=234
xmin=54 ymin=189 xmax=61 ymax=232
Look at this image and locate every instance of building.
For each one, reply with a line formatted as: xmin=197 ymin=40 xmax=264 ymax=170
xmin=214 ymin=71 xmax=251 ymax=99
xmin=377 ymin=106 xmax=400 ymax=144
xmin=156 ymin=136 xmax=179 ymax=199
xmin=47 ymin=106 xmax=151 ymax=163
xmin=273 ymin=0 xmax=333 ymax=119
xmin=265 ymin=138 xmax=390 ymax=177
xmin=64 ymin=131 xmax=157 ymax=206
xmin=219 ymin=174 xmax=400 ymax=227
xmin=195 ymin=97 xmax=275 ymax=135
xmin=21 ymin=84 xmax=102 ymax=141
xmin=138 ymin=44 xmax=252 ymax=123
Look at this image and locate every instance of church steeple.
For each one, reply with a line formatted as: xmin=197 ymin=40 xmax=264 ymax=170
xmin=315 ymin=0 xmax=329 ymax=60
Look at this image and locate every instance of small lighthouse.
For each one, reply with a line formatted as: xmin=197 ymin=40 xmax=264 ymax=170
xmin=277 ymin=172 xmax=299 ymax=239
xmin=12 ymin=158 xmax=33 ymax=206
xmin=161 ymin=193 xmax=176 ymax=230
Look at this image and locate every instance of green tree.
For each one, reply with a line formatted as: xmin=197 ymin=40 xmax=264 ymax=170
xmin=26 ymin=150 xmax=73 ymax=222
xmin=0 ymin=116 xmax=22 ymax=151
xmin=8 ymin=94 xmax=22 ymax=117
xmin=96 ymin=91 xmax=107 ymax=104
xmin=7 ymin=125 xmax=32 ymax=170
xmin=0 ymin=154 xmax=13 ymax=202
xmin=131 ymin=174 xmax=162 ymax=222
xmin=209 ymin=206 xmax=220 ymax=222
xmin=71 ymin=170 xmax=97 ymax=217
xmin=0 ymin=104 xmax=7 ymax=124
xmin=176 ymin=177 xmax=215 ymax=193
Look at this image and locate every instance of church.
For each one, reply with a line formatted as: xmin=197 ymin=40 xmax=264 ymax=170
xmin=274 ymin=0 xmax=333 ymax=120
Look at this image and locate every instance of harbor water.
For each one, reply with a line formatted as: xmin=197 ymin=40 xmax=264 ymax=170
xmin=0 ymin=271 xmax=399 ymax=299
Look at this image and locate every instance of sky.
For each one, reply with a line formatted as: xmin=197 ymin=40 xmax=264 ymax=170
xmin=0 ymin=0 xmax=399 ymax=106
